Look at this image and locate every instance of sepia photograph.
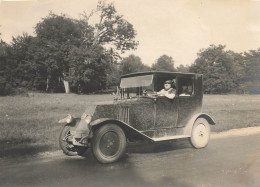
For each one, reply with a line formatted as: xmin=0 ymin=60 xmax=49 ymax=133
xmin=0 ymin=0 xmax=260 ymax=186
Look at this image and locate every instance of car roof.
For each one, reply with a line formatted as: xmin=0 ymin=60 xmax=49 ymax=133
xmin=121 ymin=71 xmax=202 ymax=78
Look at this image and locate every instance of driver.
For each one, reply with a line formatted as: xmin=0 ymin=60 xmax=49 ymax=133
xmin=157 ymin=80 xmax=176 ymax=99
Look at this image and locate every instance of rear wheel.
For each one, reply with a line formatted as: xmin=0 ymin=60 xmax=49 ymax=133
xmin=92 ymin=124 xmax=126 ymax=163
xmin=190 ymin=118 xmax=210 ymax=148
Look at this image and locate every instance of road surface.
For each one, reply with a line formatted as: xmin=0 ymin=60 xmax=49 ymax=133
xmin=1 ymin=128 xmax=260 ymax=187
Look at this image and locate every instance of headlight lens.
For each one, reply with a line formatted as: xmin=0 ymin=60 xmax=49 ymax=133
xmin=81 ymin=113 xmax=87 ymax=119
xmin=58 ymin=114 xmax=73 ymax=123
xmin=81 ymin=113 xmax=92 ymax=124
xmin=65 ymin=114 xmax=73 ymax=123
xmin=85 ymin=115 xmax=92 ymax=124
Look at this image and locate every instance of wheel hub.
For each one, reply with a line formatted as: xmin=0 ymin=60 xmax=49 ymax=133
xmin=106 ymin=140 xmax=115 ymax=148
xmin=192 ymin=123 xmax=209 ymax=147
xmin=100 ymin=131 xmax=120 ymax=156
xmin=196 ymin=124 xmax=206 ymax=138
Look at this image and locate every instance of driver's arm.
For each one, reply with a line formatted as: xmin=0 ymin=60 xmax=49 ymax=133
xmin=165 ymin=89 xmax=176 ymax=99
xmin=157 ymin=89 xmax=164 ymax=96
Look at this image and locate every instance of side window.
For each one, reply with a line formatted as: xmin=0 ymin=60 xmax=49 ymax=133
xmin=178 ymin=76 xmax=194 ymax=97
xmin=154 ymin=75 xmax=177 ymax=92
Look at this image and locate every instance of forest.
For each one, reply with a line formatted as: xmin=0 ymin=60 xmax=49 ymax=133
xmin=0 ymin=1 xmax=259 ymax=95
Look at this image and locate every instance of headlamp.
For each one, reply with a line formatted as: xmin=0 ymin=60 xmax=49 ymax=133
xmin=81 ymin=113 xmax=92 ymax=124
xmin=81 ymin=113 xmax=87 ymax=119
xmin=58 ymin=114 xmax=73 ymax=123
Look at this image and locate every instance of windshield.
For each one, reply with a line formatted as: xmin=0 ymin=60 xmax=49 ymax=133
xmin=120 ymin=74 xmax=154 ymax=98
xmin=120 ymin=74 xmax=153 ymax=88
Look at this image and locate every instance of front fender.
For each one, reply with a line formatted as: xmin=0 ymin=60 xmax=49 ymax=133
xmin=58 ymin=114 xmax=81 ymax=127
xmin=65 ymin=118 xmax=81 ymax=127
xmin=89 ymin=118 xmax=153 ymax=142
xmin=183 ymin=113 xmax=216 ymax=136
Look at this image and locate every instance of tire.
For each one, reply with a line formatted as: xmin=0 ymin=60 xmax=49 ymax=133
xmin=92 ymin=124 xmax=126 ymax=163
xmin=59 ymin=125 xmax=77 ymax=156
xmin=190 ymin=118 xmax=211 ymax=149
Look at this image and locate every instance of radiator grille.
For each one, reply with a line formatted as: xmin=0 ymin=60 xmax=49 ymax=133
xmin=117 ymin=107 xmax=130 ymax=124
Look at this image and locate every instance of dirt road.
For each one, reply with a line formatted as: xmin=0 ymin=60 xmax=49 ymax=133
xmin=1 ymin=127 xmax=260 ymax=187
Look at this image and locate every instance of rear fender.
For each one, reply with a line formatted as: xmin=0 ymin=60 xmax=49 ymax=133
xmin=183 ymin=113 xmax=216 ymax=136
xmin=89 ymin=118 xmax=153 ymax=142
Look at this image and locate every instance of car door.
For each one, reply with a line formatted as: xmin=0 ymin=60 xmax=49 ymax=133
xmin=176 ymin=75 xmax=198 ymax=127
xmin=155 ymin=97 xmax=178 ymax=128
xmin=129 ymin=98 xmax=156 ymax=131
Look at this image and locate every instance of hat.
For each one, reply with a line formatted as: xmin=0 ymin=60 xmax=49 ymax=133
xmin=164 ymin=80 xmax=172 ymax=84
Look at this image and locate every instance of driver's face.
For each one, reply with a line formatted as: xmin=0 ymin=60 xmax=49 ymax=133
xmin=164 ymin=83 xmax=171 ymax=90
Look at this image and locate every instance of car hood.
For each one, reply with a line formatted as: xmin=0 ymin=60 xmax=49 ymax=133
xmin=83 ymin=97 xmax=154 ymax=122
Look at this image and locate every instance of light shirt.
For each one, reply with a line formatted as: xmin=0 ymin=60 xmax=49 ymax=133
xmin=157 ymin=88 xmax=176 ymax=99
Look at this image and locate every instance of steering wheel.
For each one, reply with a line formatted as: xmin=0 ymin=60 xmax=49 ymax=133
xmin=144 ymin=90 xmax=158 ymax=98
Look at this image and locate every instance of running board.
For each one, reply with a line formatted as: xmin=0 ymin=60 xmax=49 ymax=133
xmin=152 ymin=135 xmax=190 ymax=142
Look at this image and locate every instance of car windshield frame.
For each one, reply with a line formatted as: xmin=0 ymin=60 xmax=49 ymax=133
xmin=119 ymin=74 xmax=154 ymax=98
xmin=120 ymin=74 xmax=154 ymax=89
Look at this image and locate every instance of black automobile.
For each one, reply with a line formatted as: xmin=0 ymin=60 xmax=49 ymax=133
xmin=58 ymin=71 xmax=215 ymax=163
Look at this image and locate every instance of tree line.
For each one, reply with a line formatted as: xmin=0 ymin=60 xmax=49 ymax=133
xmin=113 ymin=46 xmax=260 ymax=94
xmin=0 ymin=2 xmax=259 ymax=95
xmin=0 ymin=1 xmax=138 ymax=95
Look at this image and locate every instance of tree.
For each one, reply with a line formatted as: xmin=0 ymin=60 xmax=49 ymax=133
xmin=32 ymin=1 xmax=139 ymax=93
xmin=9 ymin=33 xmax=41 ymax=89
xmin=152 ymin=55 xmax=175 ymax=71
xmin=0 ymin=39 xmax=10 ymax=95
xmin=34 ymin=12 xmax=82 ymax=93
xmin=1 ymin=1 xmax=139 ymax=94
xmin=176 ymin=64 xmax=190 ymax=73
xmin=67 ymin=45 xmax=111 ymax=93
xmin=120 ymin=55 xmax=150 ymax=75
xmin=243 ymin=49 xmax=260 ymax=94
xmin=106 ymin=63 xmax=121 ymax=88
xmin=0 ymin=33 xmax=48 ymax=94
xmin=81 ymin=0 xmax=138 ymax=61
xmin=225 ymin=51 xmax=246 ymax=93
xmin=190 ymin=45 xmax=243 ymax=94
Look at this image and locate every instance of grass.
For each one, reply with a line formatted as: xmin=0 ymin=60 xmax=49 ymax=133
xmin=0 ymin=93 xmax=110 ymax=157
xmin=202 ymin=95 xmax=260 ymax=132
xmin=0 ymin=93 xmax=259 ymax=157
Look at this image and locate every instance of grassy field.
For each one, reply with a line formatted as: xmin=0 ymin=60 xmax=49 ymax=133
xmin=0 ymin=93 xmax=259 ymax=157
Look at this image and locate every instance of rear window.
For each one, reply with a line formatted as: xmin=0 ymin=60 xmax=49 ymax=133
xmin=178 ymin=76 xmax=194 ymax=96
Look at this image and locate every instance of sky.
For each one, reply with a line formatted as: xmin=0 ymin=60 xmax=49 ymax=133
xmin=1 ymin=0 xmax=260 ymax=67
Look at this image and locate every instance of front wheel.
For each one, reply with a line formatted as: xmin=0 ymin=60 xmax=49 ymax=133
xmin=59 ymin=125 xmax=77 ymax=156
xmin=190 ymin=118 xmax=210 ymax=149
xmin=92 ymin=124 xmax=126 ymax=163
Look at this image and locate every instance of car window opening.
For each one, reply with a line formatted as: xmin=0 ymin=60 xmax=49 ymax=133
xmin=154 ymin=74 xmax=177 ymax=92
xmin=178 ymin=77 xmax=194 ymax=96
xmin=120 ymin=74 xmax=154 ymax=99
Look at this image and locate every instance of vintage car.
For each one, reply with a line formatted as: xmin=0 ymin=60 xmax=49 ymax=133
xmin=58 ymin=71 xmax=215 ymax=163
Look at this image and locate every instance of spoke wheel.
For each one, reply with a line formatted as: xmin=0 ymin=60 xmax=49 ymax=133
xmin=190 ymin=118 xmax=210 ymax=149
xmin=59 ymin=125 xmax=77 ymax=156
xmin=92 ymin=124 xmax=126 ymax=163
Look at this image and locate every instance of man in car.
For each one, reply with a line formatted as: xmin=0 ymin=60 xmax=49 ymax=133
xmin=157 ymin=80 xmax=176 ymax=99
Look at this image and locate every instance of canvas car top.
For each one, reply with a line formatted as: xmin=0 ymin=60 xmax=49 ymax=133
xmin=121 ymin=71 xmax=201 ymax=78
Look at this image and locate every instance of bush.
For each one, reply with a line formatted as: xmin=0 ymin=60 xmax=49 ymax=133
xmin=0 ymin=83 xmax=15 ymax=96
xmin=0 ymin=84 xmax=28 ymax=96
xmin=13 ymin=87 xmax=29 ymax=96
xmin=95 ymin=88 xmax=116 ymax=94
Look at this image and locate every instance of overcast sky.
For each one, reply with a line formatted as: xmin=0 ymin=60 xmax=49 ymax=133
xmin=1 ymin=0 xmax=260 ymax=67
